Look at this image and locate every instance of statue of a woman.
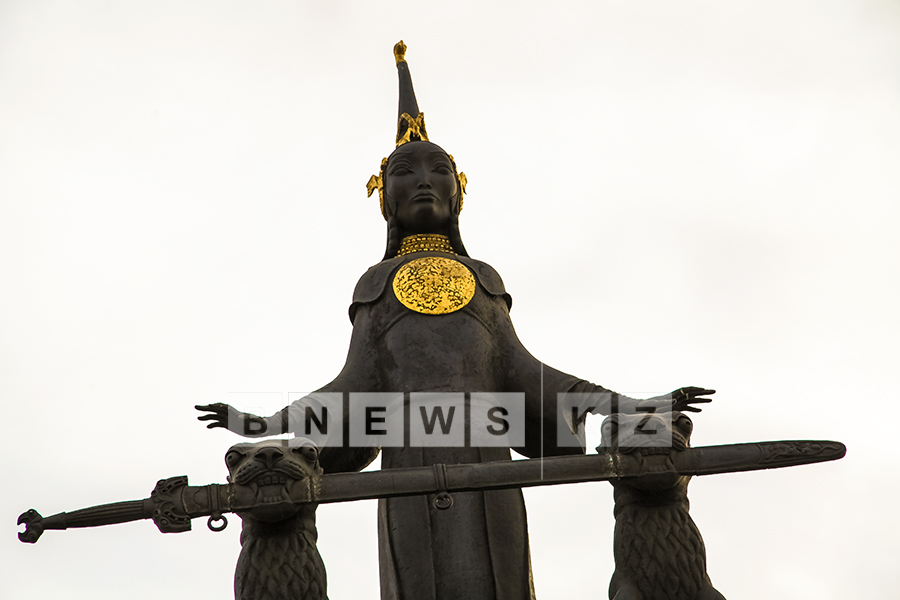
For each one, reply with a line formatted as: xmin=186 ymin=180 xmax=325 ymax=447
xmin=197 ymin=42 xmax=713 ymax=600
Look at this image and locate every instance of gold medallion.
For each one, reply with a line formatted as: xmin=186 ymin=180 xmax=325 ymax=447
xmin=392 ymin=256 xmax=476 ymax=315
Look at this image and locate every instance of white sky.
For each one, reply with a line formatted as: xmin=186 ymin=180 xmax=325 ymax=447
xmin=1 ymin=1 xmax=898 ymax=598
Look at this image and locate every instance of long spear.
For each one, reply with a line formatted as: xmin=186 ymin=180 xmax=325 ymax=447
xmin=18 ymin=439 xmax=845 ymax=542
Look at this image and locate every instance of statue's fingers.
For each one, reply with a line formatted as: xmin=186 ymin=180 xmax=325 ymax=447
xmin=197 ymin=414 xmax=221 ymax=421
xmin=682 ymin=387 xmax=715 ymax=396
xmin=206 ymin=421 xmax=225 ymax=429
xmin=687 ymin=397 xmax=713 ymax=404
xmin=673 ymin=388 xmax=692 ymax=401
xmin=195 ymin=404 xmax=225 ymax=412
xmin=680 ymin=406 xmax=703 ymax=413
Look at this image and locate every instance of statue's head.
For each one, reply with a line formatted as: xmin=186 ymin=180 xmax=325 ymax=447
xmin=367 ymin=42 xmax=468 ymax=259
xmin=384 ymin=140 xmax=459 ymax=233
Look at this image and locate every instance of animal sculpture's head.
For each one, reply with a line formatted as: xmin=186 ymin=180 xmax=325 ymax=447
xmin=599 ymin=412 xmax=694 ymax=492
xmin=224 ymin=439 xmax=322 ymax=522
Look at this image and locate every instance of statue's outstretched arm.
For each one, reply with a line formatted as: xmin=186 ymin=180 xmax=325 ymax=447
xmin=499 ymin=321 xmax=714 ymax=457
xmin=195 ymin=306 xmax=382 ymax=472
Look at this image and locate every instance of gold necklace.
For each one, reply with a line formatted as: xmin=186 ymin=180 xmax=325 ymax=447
xmin=397 ymin=234 xmax=456 ymax=256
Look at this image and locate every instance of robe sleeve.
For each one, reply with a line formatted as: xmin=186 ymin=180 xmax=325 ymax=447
xmin=267 ymin=302 xmax=383 ymax=474
xmin=499 ymin=318 xmax=643 ymax=458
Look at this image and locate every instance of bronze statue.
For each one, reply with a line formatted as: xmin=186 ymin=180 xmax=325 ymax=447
xmin=19 ymin=41 xmax=848 ymax=600
xmin=195 ymin=41 xmax=715 ymax=600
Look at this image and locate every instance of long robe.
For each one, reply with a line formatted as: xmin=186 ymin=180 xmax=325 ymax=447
xmin=284 ymin=252 xmax=620 ymax=600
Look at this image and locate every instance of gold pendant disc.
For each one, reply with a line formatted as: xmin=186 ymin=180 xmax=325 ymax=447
xmin=392 ymin=256 xmax=476 ymax=315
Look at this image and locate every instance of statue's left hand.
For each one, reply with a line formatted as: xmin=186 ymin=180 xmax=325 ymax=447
xmin=639 ymin=387 xmax=714 ymax=413
xmin=668 ymin=387 xmax=715 ymax=412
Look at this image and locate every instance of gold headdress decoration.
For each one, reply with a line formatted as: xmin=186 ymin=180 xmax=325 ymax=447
xmin=366 ymin=41 xmax=467 ymax=220
xmin=396 ymin=112 xmax=428 ymax=146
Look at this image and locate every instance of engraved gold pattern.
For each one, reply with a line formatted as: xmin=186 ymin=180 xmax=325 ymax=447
xmin=397 ymin=234 xmax=456 ymax=256
xmin=392 ymin=256 xmax=475 ymax=315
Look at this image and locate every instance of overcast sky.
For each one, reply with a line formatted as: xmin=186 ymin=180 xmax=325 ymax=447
xmin=2 ymin=1 xmax=898 ymax=599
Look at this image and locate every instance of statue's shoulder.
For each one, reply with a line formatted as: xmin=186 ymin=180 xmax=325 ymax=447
xmin=351 ymin=256 xmax=404 ymax=306
xmin=456 ymin=256 xmax=510 ymax=302
xmin=348 ymin=255 xmax=512 ymax=323
xmin=349 ymin=257 xmax=404 ymax=323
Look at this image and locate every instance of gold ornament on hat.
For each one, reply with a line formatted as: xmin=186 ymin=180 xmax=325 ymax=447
xmin=396 ymin=112 xmax=429 ymax=146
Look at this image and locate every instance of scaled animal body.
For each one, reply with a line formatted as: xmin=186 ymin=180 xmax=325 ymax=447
xmin=602 ymin=414 xmax=726 ymax=600
xmin=226 ymin=440 xmax=327 ymax=600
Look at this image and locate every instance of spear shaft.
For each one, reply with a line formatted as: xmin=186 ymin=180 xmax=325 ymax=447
xmin=18 ymin=439 xmax=845 ymax=543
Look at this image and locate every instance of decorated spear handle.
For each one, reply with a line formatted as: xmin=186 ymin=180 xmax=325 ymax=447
xmin=17 ymin=475 xmax=244 ymax=542
xmin=17 ymin=476 xmax=198 ymax=543
xmin=18 ymin=500 xmax=150 ymax=543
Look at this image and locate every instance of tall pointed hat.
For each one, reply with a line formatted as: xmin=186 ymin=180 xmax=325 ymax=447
xmin=393 ymin=40 xmax=428 ymax=146
xmin=367 ymin=41 xmax=467 ymax=219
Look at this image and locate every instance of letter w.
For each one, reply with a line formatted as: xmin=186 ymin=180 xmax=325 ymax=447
xmin=420 ymin=406 xmax=456 ymax=435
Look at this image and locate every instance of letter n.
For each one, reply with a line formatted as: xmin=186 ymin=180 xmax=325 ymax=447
xmin=305 ymin=406 xmax=328 ymax=435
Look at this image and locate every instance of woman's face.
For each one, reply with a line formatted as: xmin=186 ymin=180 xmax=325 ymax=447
xmin=384 ymin=141 xmax=458 ymax=235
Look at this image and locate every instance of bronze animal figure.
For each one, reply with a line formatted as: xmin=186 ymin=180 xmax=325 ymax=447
xmin=225 ymin=440 xmax=327 ymax=600
xmin=601 ymin=413 xmax=726 ymax=600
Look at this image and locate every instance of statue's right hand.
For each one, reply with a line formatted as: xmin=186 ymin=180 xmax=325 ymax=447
xmin=195 ymin=403 xmax=241 ymax=430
